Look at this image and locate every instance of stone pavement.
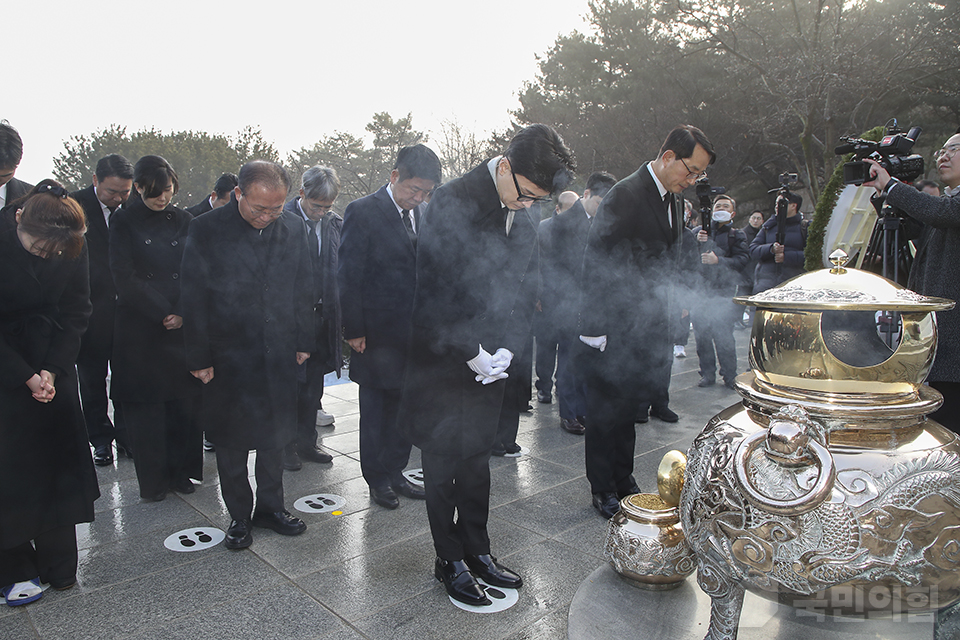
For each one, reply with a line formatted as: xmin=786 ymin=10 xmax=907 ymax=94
xmin=0 ymin=336 xmax=749 ymax=640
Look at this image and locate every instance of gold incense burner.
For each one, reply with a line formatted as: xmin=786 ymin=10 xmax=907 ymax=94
xmin=679 ymin=252 xmax=960 ymax=639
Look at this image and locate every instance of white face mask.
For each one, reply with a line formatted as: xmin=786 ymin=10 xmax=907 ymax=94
xmin=712 ymin=210 xmax=732 ymax=223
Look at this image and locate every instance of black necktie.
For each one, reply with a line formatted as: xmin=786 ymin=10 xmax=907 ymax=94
xmin=401 ymin=209 xmax=417 ymax=245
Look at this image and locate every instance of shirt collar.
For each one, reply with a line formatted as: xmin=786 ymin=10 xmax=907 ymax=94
xmin=385 ymin=183 xmax=405 ymax=214
xmin=487 ymin=156 xmax=510 ymax=210
xmin=647 ymin=163 xmax=668 ymax=200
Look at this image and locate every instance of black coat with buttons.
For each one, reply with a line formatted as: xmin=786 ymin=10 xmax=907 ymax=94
xmin=108 ymin=197 xmax=200 ymax=401
xmin=180 ymin=200 xmax=315 ymax=450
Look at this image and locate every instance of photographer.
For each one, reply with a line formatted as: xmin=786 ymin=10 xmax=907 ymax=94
xmin=749 ymin=191 xmax=807 ymax=294
xmin=863 ymin=132 xmax=960 ymax=434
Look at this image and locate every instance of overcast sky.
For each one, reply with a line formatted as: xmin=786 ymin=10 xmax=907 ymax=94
xmin=5 ymin=0 xmax=596 ymax=182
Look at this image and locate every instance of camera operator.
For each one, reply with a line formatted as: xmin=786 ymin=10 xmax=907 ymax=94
xmin=749 ymin=191 xmax=807 ymax=294
xmin=863 ymin=132 xmax=960 ymax=434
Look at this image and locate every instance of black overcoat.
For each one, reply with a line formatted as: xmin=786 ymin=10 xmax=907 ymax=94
xmin=71 ymin=185 xmax=117 ymax=365
xmin=578 ymin=163 xmax=691 ymax=392
xmin=0 ymin=208 xmax=99 ymax=549
xmin=398 ymin=162 xmax=539 ymax=457
xmin=282 ymin=198 xmax=342 ymax=375
xmin=542 ymin=199 xmax=593 ymax=335
xmin=338 ymin=185 xmax=420 ymax=389
xmin=180 ymin=201 xmax=315 ymax=450
xmin=108 ymin=198 xmax=200 ymax=401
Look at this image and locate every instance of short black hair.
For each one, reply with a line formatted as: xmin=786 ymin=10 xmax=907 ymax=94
xmin=95 ymin=154 xmax=134 ymax=182
xmin=505 ymin=123 xmax=576 ymax=194
xmin=585 ymin=171 xmax=616 ymax=198
xmin=395 ymin=144 xmax=442 ymax=185
xmin=213 ymin=172 xmax=239 ymax=198
xmin=238 ymin=160 xmax=290 ymax=193
xmin=0 ymin=120 xmax=23 ymax=169
xmin=915 ymin=179 xmax=940 ymax=193
xmin=787 ymin=192 xmax=802 ymax=209
xmin=658 ymin=125 xmax=716 ymax=166
xmin=134 ymin=155 xmax=179 ymax=199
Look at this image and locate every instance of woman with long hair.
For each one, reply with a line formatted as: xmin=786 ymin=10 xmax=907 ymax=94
xmin=0 ymin=181 xmax=99 ymax=605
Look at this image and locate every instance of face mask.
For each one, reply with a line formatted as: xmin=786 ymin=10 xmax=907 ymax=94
xmin=712 ymin=210 xmax=732 ymax=223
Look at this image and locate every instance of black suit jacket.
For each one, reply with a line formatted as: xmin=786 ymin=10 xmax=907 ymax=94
xmin=71 ymin=184 xmax=117 ymax=364
xmin=338 ymin=184 xmax=420 ymax=389
xmin=180 ymin=200 xmax=315 ymax=450
xmin=4 ymin=177 xmax=32 ymax=205
xmin=398 ymin=161 xmax=539 ymax=457
xmin=579 ymin=163 xmax=690 ymax=390
xmin=282 ymin=198 xmax=343 ymax=375
xmin=185 ymin=197 xmax=212 ymax=217
xmin=541 ymin=199 xmax=593 ymax=334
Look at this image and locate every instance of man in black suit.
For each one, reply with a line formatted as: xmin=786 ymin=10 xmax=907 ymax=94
xmin=579 ymin=125 xmax=715 ymax=519
xmin=70 ymin=154 xmax=134 ymax=466
xmin=0 ymin=121 xmax=32 ymax=209
xmin=543 ymin=172 xmax=616 ymax=436
xmin=398 ymin=124 xmax=575 ymax=606
xmin=185 ymin=172 xmax=238 ymax=216
xmin=338 ymin=145 xmax=441 ymax=510
xmin=181 ymin=161 xmax=314 ymax=549
xmin=281 ymin=165 xmax=342 ymax=471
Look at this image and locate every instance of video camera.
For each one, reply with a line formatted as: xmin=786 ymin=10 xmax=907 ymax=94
xmin=695 ymin=177 xmax=726 ymax=238
xmin=835 ymin=123 xmax=925 ymax=185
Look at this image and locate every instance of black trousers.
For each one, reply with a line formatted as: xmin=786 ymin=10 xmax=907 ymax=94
xmin=0 ymin=525 xmax=77 ymax=588
xmin=555 ymin=333 xmax=587 ymax=421
xmin=534 ymin=321 xmax=558 ymax=394
xmin=294 ymin=357 xmax=327 ymax=449
xmin=584 ymin=377 xmax=640 ymax=495
xmin=358 ymin=386 xmax=412 ymax=490
xmin=422 ymin=449 xmax=492 ymax=560
xmin=692 ymin=298 xmax=739 ymax=383
xmin=77 ymin=359 xmax=127 ymax=449
xmin=930 ymin=381 xmax=960 ymax=435
xmin=122 ymin=397 xmax=201 ymax=499
xmin=215 ymin=446 xmax=284 ymax=520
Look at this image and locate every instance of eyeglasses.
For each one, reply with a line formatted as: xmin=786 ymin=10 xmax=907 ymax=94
xmin=400 ymin=183 xmax=435 ymax=199
xmin=680 ymin=157 xmax=708 ymax=180
xmin=510 ymin=168 xmax=552 ymax=204
xmin=935 ymin=144 xmax=960 ymax=161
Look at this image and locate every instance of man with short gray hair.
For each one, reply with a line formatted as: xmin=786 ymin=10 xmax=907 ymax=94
xmin=281 ymin=166 xmax=343 ymax=470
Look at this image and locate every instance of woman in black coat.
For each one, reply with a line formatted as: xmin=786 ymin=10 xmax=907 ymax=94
xmin=0 ymin=182 xmax=99 ymax=605
xmin=109 ymin=156 xmax=201 ymax=501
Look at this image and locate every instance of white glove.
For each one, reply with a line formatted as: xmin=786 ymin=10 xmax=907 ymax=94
xmin=475 ymin=371 xmax=509 ymax=385
xmin=579 ymin=335 xmax=607 ymax=352
xmin=490 ymin=348 xmax=513 ymax=370
xmin=467 ymin=345 xmax=508 ymax=378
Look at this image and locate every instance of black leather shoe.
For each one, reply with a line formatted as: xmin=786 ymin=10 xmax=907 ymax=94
xmin=282 ymin=448 xmax=302 ymax=471
xmin=592 ymin=492 xmax=620 ymax=519
xmin=617 ymin=481 xmax=641 ymax=500
xmin=724 ymin=379 xmax=737 ymax=390
xmin=392 ymin=478 xmax=426 ymax=500
xmin=224 ymin=519 xmax=252 ymax=549
xmin=465 ymin=554 xmax=523 ymax=589
xmin=434 ymin=558 xmax=491 ymax=606
xmin=636 ymin=404 xmax=650 ymax=424
xmin=251 ymin=510 xmax=306 ymax=536
xmin=174 ymin=478 xmax=195 ymax=494
xmin=698 ymin=376 xmax=716 ymax=388
xmin=371 ymin=485 xmax=399 ymax=509
xmin=93 ymin=444 xmax=113 ymax=466
xmin=299 ymin=445 xmax=333 ymax=464
xmin=536 ymin=389 xmax=552 ymax=404
xmin=651 ymin=406 xmax=679 ymax=423
xmin=560 ymin=417 xmax=585 ymax=435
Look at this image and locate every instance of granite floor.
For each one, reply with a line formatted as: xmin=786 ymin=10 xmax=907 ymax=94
xmin=1 ymin=333 xmax=750 ymax=640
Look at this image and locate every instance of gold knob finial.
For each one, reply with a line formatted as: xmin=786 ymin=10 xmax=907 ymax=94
xmin=829 ymin=249 xmax=849 ymax=274
xmin=657 ymin=450 xmax=687 ymax=507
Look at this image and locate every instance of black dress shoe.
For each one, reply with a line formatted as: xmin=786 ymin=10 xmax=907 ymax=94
xmin=698 ymin=376 xmax=716 ymax=388
xmin=224 ymin=518 xmax=253 ymax=549
xmin=282 ymin=448 xmax=302 ymax=471
xmin=392 ymin=478 xmax=426 ymax=499
xmin=651 ymin=406 xmax=679 ymax=423
xmin=592 ymin=492 xmax=620 ymax=519
xmin=636 ymin=404 xmax=650 ymax=424
xmin=251 ymin=510 xmax=306 ymax=536
xmin=174 ymin=478 xmax=195 ymax=494
xmin=93 ymin=444 xmax=113 ymax=466
xmin=299 ymin=445 xmax=333 ymax=464
xmin=724 ymin=378 xmax=737 ymax=390
xmin=536 ymin=389 xmax=552 ymax=404
xmin=560 ymin=417 xmax=585 ymax=435
xmin=465 ymin=554 xmax=523 ymax=588
xmin=142 ymin=491 xmax=167 ymax=502
xmin=434 ymin=558 xmax=490 ymax=606
xmin=371 ymin=485 xmax=399 ymax=509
